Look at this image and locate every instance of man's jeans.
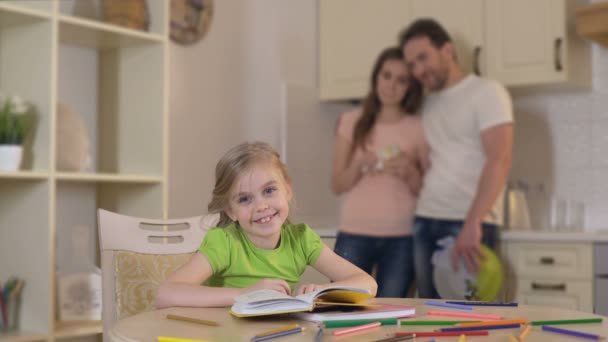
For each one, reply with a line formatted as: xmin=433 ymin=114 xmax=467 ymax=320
xmin=413 ymin=216 xmax=498 ymax=299
xmin=334 ymin=232 xmax=414 ymax=298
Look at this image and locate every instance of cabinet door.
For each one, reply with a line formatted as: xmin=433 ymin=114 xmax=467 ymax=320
xmin=516 ymin=279 xmax=594 ymax=313
xmin=319 ymin=0 xmax=412 ymax=100
xmin=411 ymin=0 xmax=483 ymax=75
xmin=485 ymin=0 xmax=566 ymax=86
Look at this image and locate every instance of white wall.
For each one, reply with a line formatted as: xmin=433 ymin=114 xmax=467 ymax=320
xmin=168 ymin=0 xmax=247 ymax=217
xmin=511 ymin=44 xmax=608 ymax=231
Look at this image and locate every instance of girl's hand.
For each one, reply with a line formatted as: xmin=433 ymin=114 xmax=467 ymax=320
xmin=356 ymin=150 xmax=378 ymax=175
xmin=243 ymin=278 xmax=292 ymax=295
xmin=295 ymin=283 xmax=323 ymax=296
xmin=383 ymin=152 xmax=416 ymax=181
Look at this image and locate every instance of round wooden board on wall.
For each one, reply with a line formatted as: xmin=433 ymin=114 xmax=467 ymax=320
xmin=170 ymin=0 xmax=213 ymax=45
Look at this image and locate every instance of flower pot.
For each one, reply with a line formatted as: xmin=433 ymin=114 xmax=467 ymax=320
xmin=0 ymin=145 xmax=23 ymax=171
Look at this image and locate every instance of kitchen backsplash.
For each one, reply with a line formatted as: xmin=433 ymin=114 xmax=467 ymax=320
xmin=510 ymin=44 xmax=608 ymax=232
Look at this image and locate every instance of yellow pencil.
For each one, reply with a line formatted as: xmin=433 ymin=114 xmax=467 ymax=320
xmin=254 ymin=324 xmax=300 ymax=338
xmin=507 ymin=335 xmax=519 ymax=342
xmin=519 ymin=324 xmax=532 ymax=341
xmin=166 ymin=314 xmax=219 ymax=327
xmin=158 ymin=336 xmax=212 ymax=342
xmin=458 ymin=333 xmax=466 ymax=342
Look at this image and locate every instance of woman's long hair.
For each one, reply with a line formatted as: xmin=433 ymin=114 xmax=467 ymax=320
xmin=347 ymin=47 xmax=423 ymax=164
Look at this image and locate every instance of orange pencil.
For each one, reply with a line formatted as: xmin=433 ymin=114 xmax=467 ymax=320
xmin=519 ymin=324 xmax=532 ymax=341
xmin=457 ymin=319 xmax=528 ymax=327
xmin=332 ymin=321 xmax=381 ymax=336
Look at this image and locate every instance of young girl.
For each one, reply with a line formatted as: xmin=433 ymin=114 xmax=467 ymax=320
xmin=155 ymin=142 xmax=377 ymax=308
xmin=331 ymin=46 xmax=426 ymax=298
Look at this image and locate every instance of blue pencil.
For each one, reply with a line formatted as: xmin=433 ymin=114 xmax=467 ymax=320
xmin=446 ymin=301 xmax=518 ymax=307
xmin=424 ymin=300 xmax=473 ymax=310
xmin=314 ymin=326 xmax=323 ymax=342
xmin=440 ymin=323 xmax=521 ymax=332
xmin=542 ymin=325 xmax=603 ymax=340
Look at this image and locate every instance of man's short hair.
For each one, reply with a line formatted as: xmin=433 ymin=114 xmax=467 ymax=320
xmin=399 ymin=18 xmax=452 ymax=49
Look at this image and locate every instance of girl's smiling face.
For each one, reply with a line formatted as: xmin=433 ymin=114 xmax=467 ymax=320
xmin=225 ymin=162 xmax=292 ymax=249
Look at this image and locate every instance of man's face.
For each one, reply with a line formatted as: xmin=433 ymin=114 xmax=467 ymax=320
xmin=403 ymin=36 xmax=451 ymax=91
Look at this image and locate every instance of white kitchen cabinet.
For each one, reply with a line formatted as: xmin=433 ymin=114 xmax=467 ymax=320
xmin=503 ymin=240 xmax=594 ymax=313
xmin=485 ymin=0 xmax=590 ymax=88
xmin=319 ymin=0 xmax=590 ymax=100
xmin=411 ymin=0 xmax=483 ymax=75
xmin=319 ymin=0 xmax=412 ymax=100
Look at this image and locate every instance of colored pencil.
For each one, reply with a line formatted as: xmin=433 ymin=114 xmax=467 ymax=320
xmin=519 ymin=324 xmax=532 ymax=341
xmin=446 ymin=301 xmax=518 ymax=307
xmin=541 ymin=325 xmax=603 ymax=340
xmin=458 ymin=334 xmax=466 ymax=342
xmin=507 ymin=335 xmax=518 ymax=342
xmin=371 ymin=334 xmax=415 ymax=342
xmin=531 ymin=318 xmax=603 ymax=326
xmin=393 ymin=331 xmax=489 ymax=337
xmin=251 ymin=327 xmax=304 ymax=342
xmin=332 ymin=321 xmax=381 ymax=336
xmin=158 ymin=337 xmax=212 ymax=342
xmin=253 ymin=324 xmax=299 ymax=337
xmin=323 ymin=318 xmax=398 ymax=328
xmin=401 ymin=320 xmax=481 ymax=326
xmin=457 ymin=319 xmax=528 ymax=327
xmin=314 ymin=325 xmax=323 ymax=342
xmin=426 ymin=310 xmax=501 ymax=320
xmin=166 ymin=314 xmax=219 ymax=327
xmin=441 ymin=323 xmax=521 ymax=332
xmin=424 ymin=300 xmax=473 ymax=310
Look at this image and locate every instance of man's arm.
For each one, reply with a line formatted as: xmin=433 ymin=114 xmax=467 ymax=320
xmin=452 ymin=122 xmax=513 ymax=272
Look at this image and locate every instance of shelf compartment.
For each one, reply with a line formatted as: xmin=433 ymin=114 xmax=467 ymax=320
xmin=59 ymin=14 xmax=165 ymax=49
xmin=0 ymin=180 xmax=51 ymax=336
xmin=57 ymin=42 xmax=165 ymax=176
xmin=0 ymin=7 xmax=53 ymax=172
xmin=53 ymin=320 xmax=102 ymax=339
xmin=58 ymin=0 xmax=167 ymax=37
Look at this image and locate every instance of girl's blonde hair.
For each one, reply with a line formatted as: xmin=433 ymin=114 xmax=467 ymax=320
xmin=208 ymin=141 xmax=292 ymax=227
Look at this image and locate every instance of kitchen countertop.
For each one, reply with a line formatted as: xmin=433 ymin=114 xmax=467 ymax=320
xmin=312 ymin=226 xmax=608 ymax=242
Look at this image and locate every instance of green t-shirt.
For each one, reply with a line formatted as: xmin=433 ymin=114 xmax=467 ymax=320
xmin=199 ymin=222 xmax=323 ymax=290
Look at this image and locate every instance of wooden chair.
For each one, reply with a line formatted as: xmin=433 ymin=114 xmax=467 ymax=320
xmin=97 ymin=209 xmax=217 ymax=339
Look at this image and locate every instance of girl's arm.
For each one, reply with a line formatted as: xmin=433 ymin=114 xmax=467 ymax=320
xmin=331 ymin=134 xmax=376 ymax=195
xmin=296 ymin=245 xmax=377 ymax=296
xmin=155 ymin=253 xmax=291 ymax=308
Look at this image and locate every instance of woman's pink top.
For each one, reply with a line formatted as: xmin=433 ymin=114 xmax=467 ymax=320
xmin=337 ymin=107 xmax=425 ymax=237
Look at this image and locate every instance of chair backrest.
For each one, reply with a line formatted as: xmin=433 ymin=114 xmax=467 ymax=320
xmin=97 ymin=209 xmax=217 ymax=338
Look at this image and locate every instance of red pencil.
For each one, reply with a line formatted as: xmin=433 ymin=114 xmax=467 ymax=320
xmin=393 ymin=331 xmax=489 ymax=337
xmin=332 ymin=321 xmax=382 ymax=336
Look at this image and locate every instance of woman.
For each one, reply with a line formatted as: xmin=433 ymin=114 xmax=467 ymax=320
xmin=331 ymin=46 xmax=426 ymax=298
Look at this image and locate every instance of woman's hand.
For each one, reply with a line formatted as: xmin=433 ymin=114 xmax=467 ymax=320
xmin=356 ymin=149 xmax=378 ymax=175
xmin=295 ymin=283 xmax=323 ymax=296
xmin=382 ymin=152 xmax=417 ymax=181
xmin=242 ymin=279 xmax=292 ymax=295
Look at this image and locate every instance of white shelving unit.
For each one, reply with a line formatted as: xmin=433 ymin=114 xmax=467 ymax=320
xmin=0 ymin=1 xmax=168 ymax=341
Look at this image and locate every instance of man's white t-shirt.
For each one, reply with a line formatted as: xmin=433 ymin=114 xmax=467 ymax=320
xmin=416 ymin=74 xmax=513 ymax=225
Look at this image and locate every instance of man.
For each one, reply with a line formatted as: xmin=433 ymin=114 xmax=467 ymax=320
xmin=399 ymin=18 xmax=513 ymax=299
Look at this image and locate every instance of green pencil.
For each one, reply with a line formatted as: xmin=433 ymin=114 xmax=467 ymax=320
xmin=530 ymin=318 xmax=603 ymax=326
xmin=400 ymin=320 xmax=481 ymax=326
xmin=322 ymin=318 xmax=398 ymax=328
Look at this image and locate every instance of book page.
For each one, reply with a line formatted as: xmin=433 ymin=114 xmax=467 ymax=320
xmin=233 ymin=289 xmax=295 ymax=304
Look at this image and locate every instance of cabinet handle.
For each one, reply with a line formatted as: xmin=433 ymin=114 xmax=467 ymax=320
xmin=540 ymin=257 xmax=555 ymax=265
xmin=531 ymin=282 xmax=566 ymax=291
xmin=473 ymin=46 xmax=482 ymax=75
xmin=554 ymin=38 xmax=563 ymax=72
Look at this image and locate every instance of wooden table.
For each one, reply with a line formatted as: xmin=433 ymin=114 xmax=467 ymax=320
xmin=109 ymin=298 xmax=608 ymax=341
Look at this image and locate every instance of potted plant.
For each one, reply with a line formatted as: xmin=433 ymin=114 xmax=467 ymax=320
xmin=0 ymin=94 xmax=33 ymax=171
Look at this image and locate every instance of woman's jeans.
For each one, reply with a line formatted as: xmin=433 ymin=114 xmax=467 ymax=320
xmin=334 ymin=232 xmax=414 ymax=298
xmin=413 ymin=216 xmax=498 ymax=299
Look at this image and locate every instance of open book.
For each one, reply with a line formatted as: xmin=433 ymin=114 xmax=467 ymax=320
xmin=230 ymin=286 xmax=373 ymax=317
